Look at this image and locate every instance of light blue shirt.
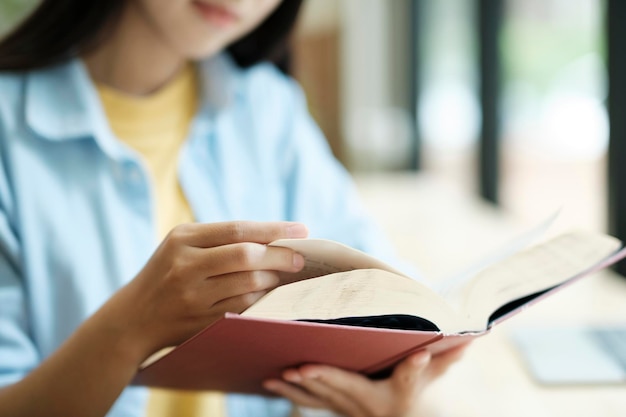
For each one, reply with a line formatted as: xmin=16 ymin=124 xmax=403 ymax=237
xmin=0 ymin=55 xmax=403 ymax=417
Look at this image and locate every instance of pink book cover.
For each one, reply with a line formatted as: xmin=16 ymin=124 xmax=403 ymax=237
xmin=132 ymin=246 xmax=626 ymax=395
xmin=131 ymin=313 xmax=477 ymax=395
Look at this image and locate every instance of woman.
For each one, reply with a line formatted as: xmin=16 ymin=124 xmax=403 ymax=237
xmin=0 ymin=0 xmax=465 ymax=416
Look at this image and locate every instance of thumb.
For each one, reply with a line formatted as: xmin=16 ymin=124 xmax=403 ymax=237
xmin=391 ymin=350 xmax=432 ymax=392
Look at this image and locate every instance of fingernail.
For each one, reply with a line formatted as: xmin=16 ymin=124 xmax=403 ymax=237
xmin=301 ymin=369 xmax=320 ymax=379
xmin=293 ymin=253 xmax=305 ymax=269
xmin=263 ymin=380 xmax=279 ymax=391
xmin=287 ymin=223 xmax=308 ymax=238
xmin=283 ymin=370 xmax=302 ymax=383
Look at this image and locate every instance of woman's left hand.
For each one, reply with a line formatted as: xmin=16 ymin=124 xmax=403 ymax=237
xmin=263 ymin=344 xmax=468 ymax=417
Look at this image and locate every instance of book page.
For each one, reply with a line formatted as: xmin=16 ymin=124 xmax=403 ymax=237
xmin=435 ymin=210 xmax=559 ymax=300
xmin=140 ymin=347 xmax=175 ymax=370
xmin=242 ymin=269 xmax=468 ymax=333
xmin=269 ymin=238 xmax=412 ymax=284
xmin=460 ymin=231 xmax=621 ymax=329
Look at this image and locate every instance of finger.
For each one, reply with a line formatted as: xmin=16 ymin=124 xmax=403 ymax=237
xmin=391 ymin=350 xmax=431 ymax=393
xmin=291 ymin=356 xmax=430 ymax=417
xmin=167 ymin=221 xmax=309 ymax=248
xmin=201 ymin=270 xmax=281 ymax=302
xmin=191 ymin=243 xmax=305 ymax=277
xmin=262 ymin=379 xmax=327 ymax=408
xmin=292 ymin=365 xmax=390 ymax=416
xmin=432 ymin=343 xmax=469 ymax=364
xmin=287 ymin=369 xmax=367 ymax=417
xmin=210 ymin=289 xmax=270 ymax=315
xmin=427 ymin=344 xmax=468 ymax=380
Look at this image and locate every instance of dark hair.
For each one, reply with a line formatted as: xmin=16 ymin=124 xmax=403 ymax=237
xmin=0 ymin=0 xmax=303 ymax=72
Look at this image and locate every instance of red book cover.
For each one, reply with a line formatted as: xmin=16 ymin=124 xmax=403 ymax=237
xmin=132 ymin=313 xmax=476 ymax=395
xmin=132 ymin=236 xmax=626 ymax=395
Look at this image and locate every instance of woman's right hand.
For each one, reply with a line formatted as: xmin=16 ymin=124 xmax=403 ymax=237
xmin=101 ymin=221 xmax=309 ymax=363
xmin=0 ymin=221 xmax=308 ymax=417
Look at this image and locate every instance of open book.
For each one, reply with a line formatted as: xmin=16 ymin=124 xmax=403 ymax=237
xmin=132 ymin=228 xmax=626 ymax=394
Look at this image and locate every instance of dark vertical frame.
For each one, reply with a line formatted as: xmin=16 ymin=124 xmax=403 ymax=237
xmin=607 ymin=0 xmax=626 ymax=276
xmin=408 ymin=0 xmax=423 ymax=170
xmin=477 ymin=0 xmax=504 ymax=204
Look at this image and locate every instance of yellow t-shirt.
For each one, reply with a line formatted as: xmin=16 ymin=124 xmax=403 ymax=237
xmin=96 ymin=64 xmax=225 ymax=417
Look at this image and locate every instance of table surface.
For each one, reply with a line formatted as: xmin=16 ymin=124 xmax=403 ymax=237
xmin=353 ymin=172 xmax=626 ymax=417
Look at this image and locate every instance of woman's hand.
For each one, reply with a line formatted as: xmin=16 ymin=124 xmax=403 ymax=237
xmin=264 ymin=344 xmax=468 ymax=417
xmin=0 ymin=221 xmax=308 ymax=417
xmin=102 ymin=221 xmax=309 ymax=362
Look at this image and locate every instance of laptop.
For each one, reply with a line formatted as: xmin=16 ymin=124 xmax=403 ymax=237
xmin=511 ymin=325 xmax=626 ymax=384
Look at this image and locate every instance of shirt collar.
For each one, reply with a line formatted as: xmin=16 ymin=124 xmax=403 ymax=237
xmin=197 ymin=53 xmax=244 ymax=111
xmin=25 ymin=59 xmax=106 ymax=141
xmin=24 ymin=53 xmax=244 ymax=145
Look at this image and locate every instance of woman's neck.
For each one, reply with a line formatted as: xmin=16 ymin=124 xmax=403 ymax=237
xmin=83 ymin=3 xmax=186 ymax=96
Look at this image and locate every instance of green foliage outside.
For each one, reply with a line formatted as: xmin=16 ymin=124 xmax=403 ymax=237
xmin=502 ymin=20 xmax=604 ymax=94
xmin=0 ymin=0 xmax=38 ymax=36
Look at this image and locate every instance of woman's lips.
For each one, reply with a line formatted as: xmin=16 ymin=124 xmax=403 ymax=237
xmin=192 ymin=1 xmax=238 ymax=27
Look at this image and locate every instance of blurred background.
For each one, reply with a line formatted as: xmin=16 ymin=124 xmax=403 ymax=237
xmin=0 ymin=0 xmax=619 ymax=270
xmin=3 ymin=4 xmax=625 ymax=412
xmin=289 ymin=0 xmax=609 ymax=233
